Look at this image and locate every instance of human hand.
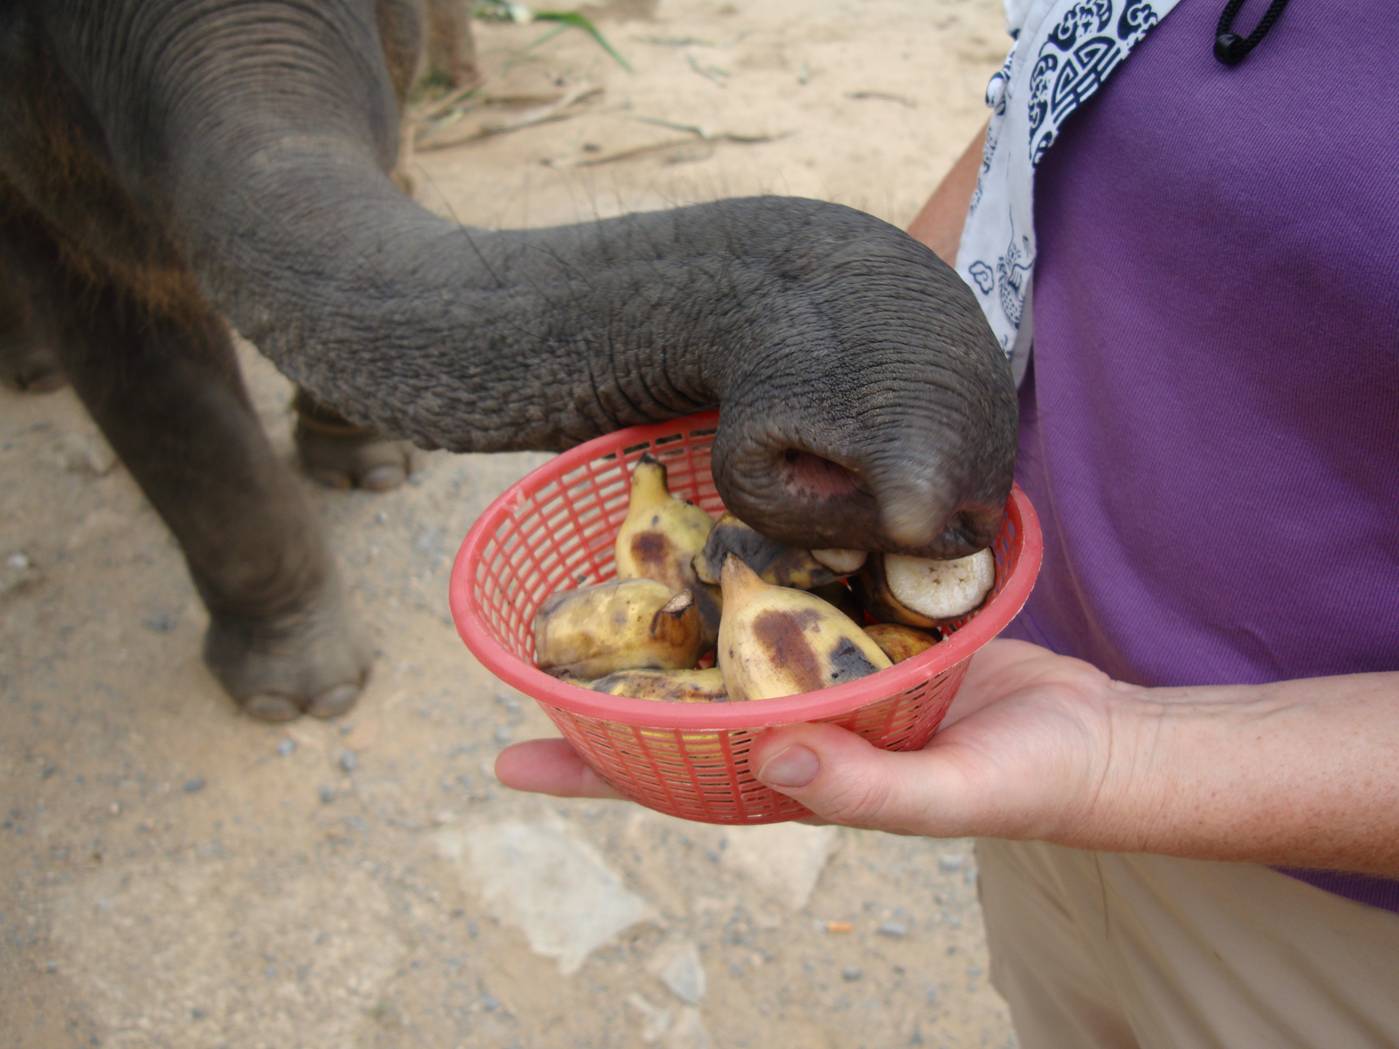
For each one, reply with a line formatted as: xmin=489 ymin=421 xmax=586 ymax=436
xmin=497 ymin=643 xmax=1399 ymax=872
xmin=495 ymin=639 xmax=1126 ymax=841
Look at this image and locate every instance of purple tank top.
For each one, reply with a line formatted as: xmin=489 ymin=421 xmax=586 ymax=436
xmin=1001 ymin=0 xmax=1399 ymax=910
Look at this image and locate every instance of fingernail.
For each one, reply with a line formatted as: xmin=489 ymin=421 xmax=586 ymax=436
xmin=756 ymin=745 xmax=820 ymax=788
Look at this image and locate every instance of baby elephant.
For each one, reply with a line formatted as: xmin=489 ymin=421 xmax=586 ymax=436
xmin=0 ymin=0 xmax=1016 ymax=720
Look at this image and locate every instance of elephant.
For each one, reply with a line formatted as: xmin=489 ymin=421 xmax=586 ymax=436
xmin=0 ymin=0 xmax=1017 ymax=721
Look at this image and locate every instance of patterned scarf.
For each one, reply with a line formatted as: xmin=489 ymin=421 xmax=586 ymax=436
xmin=956 ymin=0 xmax=1182 ymax=384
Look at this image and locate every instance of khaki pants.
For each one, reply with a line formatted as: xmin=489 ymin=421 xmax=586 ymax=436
xmin=975 ymin=839 xmax=1399 ymax=1049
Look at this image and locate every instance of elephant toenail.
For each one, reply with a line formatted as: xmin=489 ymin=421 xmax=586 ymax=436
xmin=307 ymin=682 xmax=361 ymax=719
xmin=240 ymin=693 xmax=303 ymax=722
xmin=358 ymin=464 xmax=407 ymax=491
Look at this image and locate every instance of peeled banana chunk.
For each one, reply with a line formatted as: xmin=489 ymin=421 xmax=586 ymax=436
xmin=884 ymin=549 xmax=995 ymax=620
xmin=857 ymin=549 xmax=996 ymax=627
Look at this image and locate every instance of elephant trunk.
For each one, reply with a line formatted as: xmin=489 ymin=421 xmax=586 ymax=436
xmin=176 ymin=150 xmax=737 ymax=453
xmin=50 ymin=0 xmax=1018 ymax=557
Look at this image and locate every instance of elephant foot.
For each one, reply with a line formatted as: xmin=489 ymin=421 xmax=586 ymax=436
xmin=0 ymin=336 xmax=66 ymax=393
xmin=293 ymin=389 xmax=413 ymax=491
xmin=203 ymin=591 xmax=370 ymax=721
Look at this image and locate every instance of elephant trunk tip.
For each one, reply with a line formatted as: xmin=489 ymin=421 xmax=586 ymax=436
xmin=875 ymin=473 xmax=999 ymax=558
xmin=878 ymin=490 xmax=950 ymax=551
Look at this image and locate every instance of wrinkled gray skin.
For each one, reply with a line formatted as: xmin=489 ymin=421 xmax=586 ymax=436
xmin=0 ymin=0 xmax=1016 ymax=720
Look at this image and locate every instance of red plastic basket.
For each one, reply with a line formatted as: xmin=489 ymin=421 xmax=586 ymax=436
xmin=450 ymin=411 xmax=1042 ymax=824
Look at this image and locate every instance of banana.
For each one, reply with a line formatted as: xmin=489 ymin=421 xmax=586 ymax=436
xmin=717 ymin=555 xmax=891 ymax=701
xmin=864 ymin=623 xmax=941 ymax=662
xmin=855 ymin=549 xmax=996 ymax=627
xmin=692 ymin=513 xmax=866 ymax=590
xmin=533 ymin=580 xmax=703 ymax=679
xmin=614 ymin=455 xmax=716 ymax=589
xmin=586 ymin=667 xmax=729 ymax=703
xmin=614 ymin=455 xmax=721 ymax=640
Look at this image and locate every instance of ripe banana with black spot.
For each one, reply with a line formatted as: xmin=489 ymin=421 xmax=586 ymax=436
xmin=533 ymin=580 xmax=702 ymax=679
xmin=717 ymin=555 xmax=891 ymax=701
xmin=613 ymin=455 xmax=721 ymax=640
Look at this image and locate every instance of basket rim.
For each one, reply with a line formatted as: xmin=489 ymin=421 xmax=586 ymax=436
xmin=449 ymin=412 xmax=1043 ymax=731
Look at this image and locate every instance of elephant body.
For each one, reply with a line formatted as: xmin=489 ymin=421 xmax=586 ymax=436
xmin=0 ymin=0 xmax=1016 ymax=719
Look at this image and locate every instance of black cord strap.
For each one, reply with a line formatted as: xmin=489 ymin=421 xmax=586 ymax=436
xmin=1215 ymin=0 xmax=1293 ymax=66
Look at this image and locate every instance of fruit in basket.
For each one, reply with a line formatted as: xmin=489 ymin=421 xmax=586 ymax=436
xmin=717 ymin=555 xmax=891 ymax=701
xmin=693 ymin=513 xmax=866 ymax=590
xmin=533 ymin=580 xmax=704 ymax=679
xmin=855 ymin=549 xmax=995 ymax=626
xmin=614 ymin=455 xmax=716 ymax=590
xmin=865 ymin=623 xmax=941 ymax=662
xmin=613 ymin=455 xmax=721 ymax=639
xmin=587 ymin=667 xmax=728 ymax=703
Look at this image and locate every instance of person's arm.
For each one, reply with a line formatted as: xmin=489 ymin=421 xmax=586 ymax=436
xmin=496 ymin=640 xmax=1399 ymax=876
xmin=906 ymin=122 xmax=987 ymax=263
xmin=737 ymin=641 xmax=1399 ymax=875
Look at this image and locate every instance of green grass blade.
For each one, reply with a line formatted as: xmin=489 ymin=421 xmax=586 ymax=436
xmin=532 ymin=11 xmax=633 ymax=72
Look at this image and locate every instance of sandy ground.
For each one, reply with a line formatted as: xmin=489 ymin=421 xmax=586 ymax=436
xmin=0 ymin=2 xmax=1016 ymax=1046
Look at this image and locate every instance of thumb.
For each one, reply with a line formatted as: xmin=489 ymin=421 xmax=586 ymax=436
xmin=750 ymin=723 xmax=970 ymax=836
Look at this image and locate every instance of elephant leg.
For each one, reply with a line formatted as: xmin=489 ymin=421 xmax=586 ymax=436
xmin=293 ymin=387 xmax=415 ymax=491
xmin=0 ymin=254 xmax=65 ymax=393
xmin=67 ymin=306 xmax=371 ymax=719
xmin=425 ymin=0 xmax=481 ymax=89
xmin=4 ymin=215 xmax=369 ymax=720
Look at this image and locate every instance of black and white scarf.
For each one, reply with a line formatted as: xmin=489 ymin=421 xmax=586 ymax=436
xmin=956 ymin=0 xmax=1180 ymax=383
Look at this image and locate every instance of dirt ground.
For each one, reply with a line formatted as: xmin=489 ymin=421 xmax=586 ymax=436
xmin=0 ymin=2 xmax=1017 ymax=1046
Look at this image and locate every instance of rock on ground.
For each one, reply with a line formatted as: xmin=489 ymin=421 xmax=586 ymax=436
xmin=439 ymin=818 xmax=655 ymax=975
